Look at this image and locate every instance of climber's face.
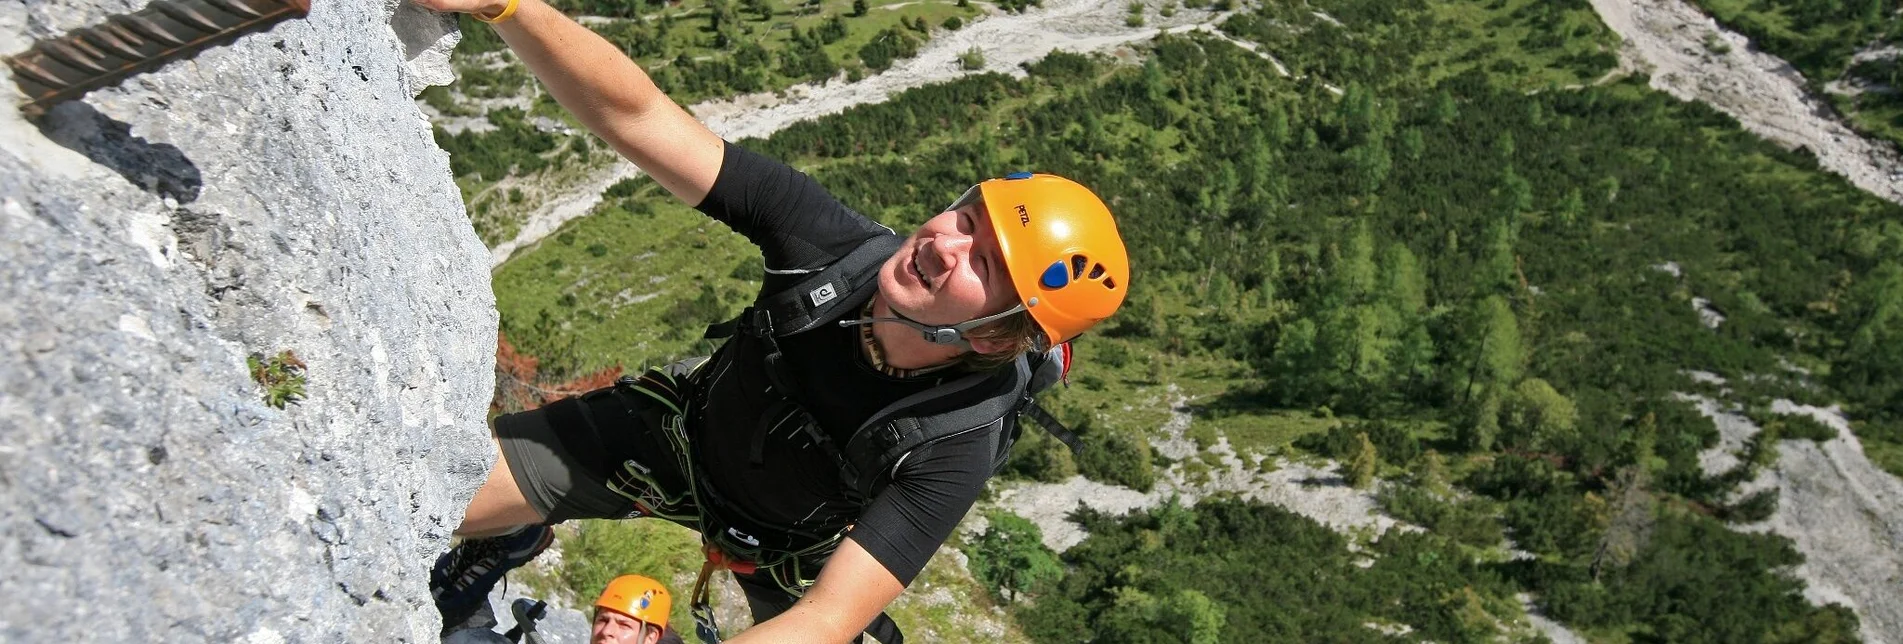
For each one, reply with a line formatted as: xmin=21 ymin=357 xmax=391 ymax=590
xmin=876 ymin=196 xmax=1020 ymax=337
xmin=591 ymin=609 xmax=660 ymax=644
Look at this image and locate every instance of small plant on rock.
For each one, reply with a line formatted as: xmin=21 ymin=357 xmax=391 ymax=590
xmin=249 ymin=350 xmax=307 ymax=409
xmin=1702 ymin=32 xmax=1731 ymax=55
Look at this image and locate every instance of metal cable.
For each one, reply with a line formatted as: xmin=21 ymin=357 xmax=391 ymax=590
xmin=7 ymin=0 xmax=311 ymax=117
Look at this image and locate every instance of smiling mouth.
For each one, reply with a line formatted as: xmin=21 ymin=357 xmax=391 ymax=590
xmin=911 ymin=254 xmax=929 ymax=285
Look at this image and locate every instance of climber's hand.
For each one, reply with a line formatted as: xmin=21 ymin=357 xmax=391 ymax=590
xmin=411 ymin=0 xmax=513 ymax=18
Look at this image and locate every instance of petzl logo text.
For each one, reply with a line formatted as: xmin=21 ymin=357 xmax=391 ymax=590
xmin=1016 ymin=204 xmax=1030 ymax=226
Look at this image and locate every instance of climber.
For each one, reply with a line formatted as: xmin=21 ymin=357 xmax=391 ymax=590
xmin=442 ymin=574 xmax=684 ymax=644
xmin=412 ymin=0 xmax=1131 ymax=642
xmin=591 ymin=575 xmax=683 ymax=644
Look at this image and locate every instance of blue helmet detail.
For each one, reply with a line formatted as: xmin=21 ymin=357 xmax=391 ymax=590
xmin=1040 ymin=261 xmax=1070 ymax=289
xmin=1005 ymin=171 xmax=1034 ymax=180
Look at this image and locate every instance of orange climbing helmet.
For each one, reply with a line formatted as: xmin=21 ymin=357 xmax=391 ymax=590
xmin=953 ymin=172 xmax=1130 ymax=345
xmin=595 ymin=575 xmax=671 ymax=628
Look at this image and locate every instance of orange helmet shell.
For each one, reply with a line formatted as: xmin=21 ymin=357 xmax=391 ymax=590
xmin=968 ymin=172 xmax=1129 ymax=345
xmin=595 ymin=575 xmax=671 ymax=628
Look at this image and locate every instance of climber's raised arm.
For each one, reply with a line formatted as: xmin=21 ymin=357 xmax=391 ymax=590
xmin=412 ymin=0 xmax=723 ymax=205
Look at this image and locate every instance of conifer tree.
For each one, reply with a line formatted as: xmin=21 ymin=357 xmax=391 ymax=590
xmin=1475 ymin=295 xmax=1524 ymax=393
xmin=1348 ymin=431 xmax=1377 ymax=489
xmin=1433 ymin=90 xmax=1458 ymax=125
xmin=1416 ymin=449 xmax=1450 ymax=496
xmin=1462 ymin=389 xmax=1502 ymax=452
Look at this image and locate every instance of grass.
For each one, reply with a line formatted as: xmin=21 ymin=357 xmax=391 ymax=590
xmin=492 ymin=179 xmax=761 ymax=373
xmin=1831 ymin=84 xmax=1903 ymax=154
xmin=1417 ymin=0 xmax=1619 ymax=89
xmin=513 ymin=519 xmax=708 ymax=630
xmin=883 ymin=542 xmax=1034 ymax=643
xmin=1045 ymin=336 xmax=1366 ymax=461
xmin=1862 ymin=430 xmax=1903 ymax=479
xmin=470 ymin=139 xmax=622 ymax=247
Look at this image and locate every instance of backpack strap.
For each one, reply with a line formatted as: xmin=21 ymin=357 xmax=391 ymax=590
xmin=835 ymin=359 xmax=1028 ymax=497
xmin=1018 ymin=399 xmax=1083 ymax=456
xmin=704 ymin=233 xmax=902 ymax=341
xmin=703 ymin=232 xmax=900 ymax=405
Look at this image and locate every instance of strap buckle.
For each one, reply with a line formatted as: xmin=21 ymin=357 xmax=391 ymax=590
xmin=740 ymin=307 xmax=775 ymax=338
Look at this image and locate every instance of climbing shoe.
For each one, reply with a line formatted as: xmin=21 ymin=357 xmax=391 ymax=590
xmin=430 ymin=525 xmax=554 ymax=634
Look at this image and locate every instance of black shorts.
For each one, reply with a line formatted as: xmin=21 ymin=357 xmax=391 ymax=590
xmin=493 ymin=358 xmax=705 ymax=526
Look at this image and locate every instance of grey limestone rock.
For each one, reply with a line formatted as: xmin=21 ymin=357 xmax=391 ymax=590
xmin=0 ymin=0 xmax=492 ymax=641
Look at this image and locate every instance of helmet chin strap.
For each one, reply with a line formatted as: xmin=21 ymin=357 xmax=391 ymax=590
xmin=837 ymin=303 xmax=1028 ymax=353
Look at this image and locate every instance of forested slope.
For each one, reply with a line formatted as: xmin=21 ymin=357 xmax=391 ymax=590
xmin=476 ymin=0 xmax=1903 ymax=640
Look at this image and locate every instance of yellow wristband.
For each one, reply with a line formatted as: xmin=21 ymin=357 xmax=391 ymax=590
xmin=475 ymin=0 xmax=519 ymax=23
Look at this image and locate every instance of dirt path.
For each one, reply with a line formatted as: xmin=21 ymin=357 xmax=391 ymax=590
xmin=490 ymin=0 xmax=1239 ymax=268
xmin=1586 ymin=0 xmax=1903 ymax=205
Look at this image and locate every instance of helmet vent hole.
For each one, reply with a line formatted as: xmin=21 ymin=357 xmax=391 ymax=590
xmin=1088 ymin=264 xmax=1106 ymax=280
xmin=1070 ymin=255 xmax=1088 ymax=279
xmin=1102 ymin=277 xmax=1118 ymax=290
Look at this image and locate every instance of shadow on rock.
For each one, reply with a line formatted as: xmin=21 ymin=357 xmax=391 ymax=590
xmin=36 ymin=101 xmax=203 ymax=204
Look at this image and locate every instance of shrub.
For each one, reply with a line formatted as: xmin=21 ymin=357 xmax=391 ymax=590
xmin=1002 ymin=426 xmax=1080 ymax=482
xmin=964 ymin=510 xmax=1064 ymax=601
xmin=858 ymin=28 xmax=920 ymax=72
xmin=1078 ymin=424 xmax=1156 ymax=491
xmin=1779 ymin=414 xmax=1838 ymax=441
xmin=1294 ymin=420 xmax=1422 ymax=466
xmin=1379 ymin=486 xmax=1504 ymax=547
xmin=1720 ymin=488 xmax=1779 ymax=523
xmin=959 ymin=47 xmax=985 ymax=70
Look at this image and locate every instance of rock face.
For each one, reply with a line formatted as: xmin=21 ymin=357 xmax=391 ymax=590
xmin=0 ymin=0 xmax=494 ymax=641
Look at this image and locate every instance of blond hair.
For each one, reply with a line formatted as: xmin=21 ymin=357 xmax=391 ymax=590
xmin=957 ymin=310 xmax=1040 ymax=371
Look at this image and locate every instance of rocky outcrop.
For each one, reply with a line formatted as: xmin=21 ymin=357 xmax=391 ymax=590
xmin=0 ymin=0 xmax=494 ymax=641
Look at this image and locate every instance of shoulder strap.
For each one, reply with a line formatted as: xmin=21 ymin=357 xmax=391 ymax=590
xmin=705 ymin=233 xmax=902 ymax=340
xmin=1018 ymin=342 xmax=1082 ymax=455
xmin=1018 ymin=399 xmax=1083 ymax=456
xmin=835 ymin=359 xmax=1029 ymax=496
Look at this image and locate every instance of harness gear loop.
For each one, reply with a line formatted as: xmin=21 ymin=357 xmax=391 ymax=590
xmin=689 ymin=542 xmax=758 ymax=644
xmin=689 ymin=557 xmax=723 ymax=644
